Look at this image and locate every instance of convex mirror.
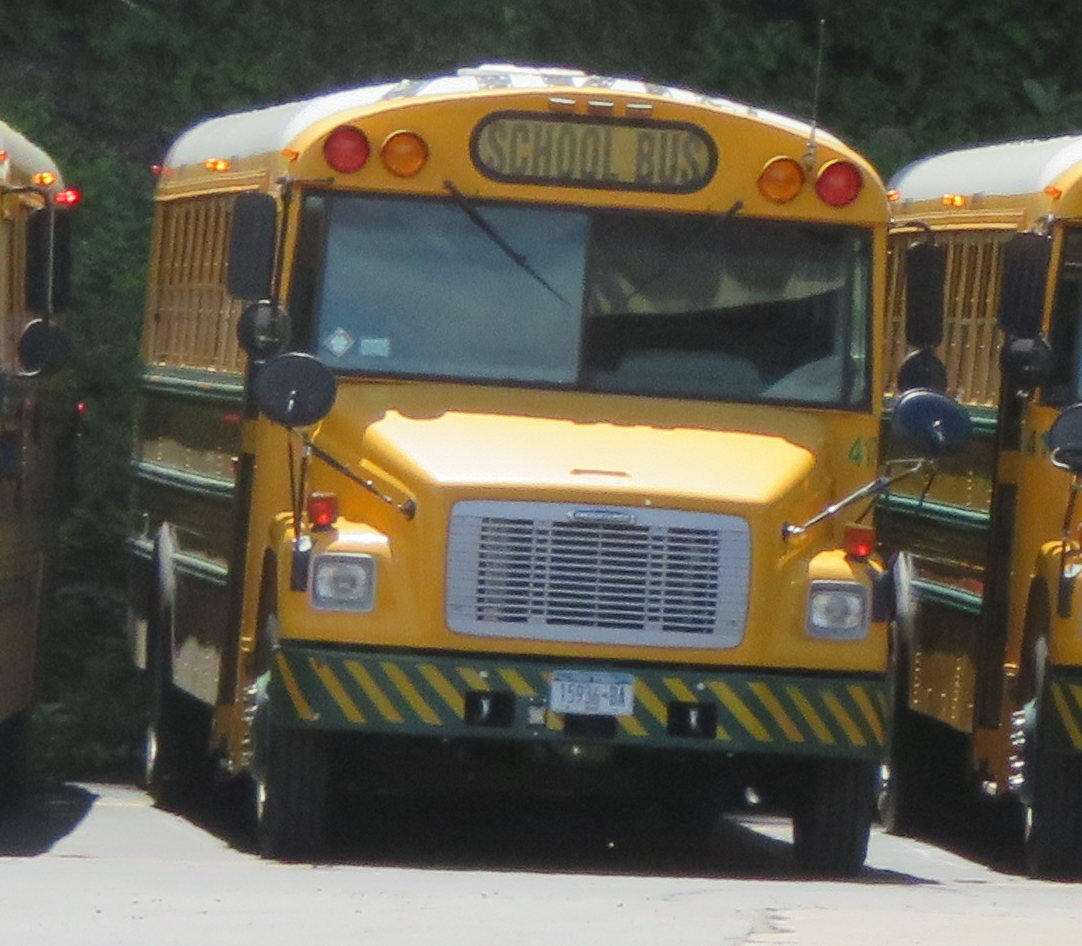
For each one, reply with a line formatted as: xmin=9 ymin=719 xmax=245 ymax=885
xmin=1049 ymin=403 xmax=1082 ymax=474
xmin=892 ymin=388 xmax=972 ymax=457
xmin=17 ymin=319 xmax=71 ymax=375
xmin=238 ymin=301 xmax=291 ymax=360
xmin=253 ymin=352 xmax=336 ymax=428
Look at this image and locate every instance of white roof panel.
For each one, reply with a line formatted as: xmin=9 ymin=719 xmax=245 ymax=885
xmin=163 ymin=65 xmax=843 ymax=170
xmin=0 ymin=118 xmax=62 ymax=187
xmin=889 ymin=135 xmax=1082 ymax=199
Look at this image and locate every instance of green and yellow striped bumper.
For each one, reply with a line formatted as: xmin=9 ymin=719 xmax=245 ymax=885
xmin=268 ymin=644 xmax=887 ymax=760
xmin=1042 ymin=669 xmax=1082 ymax=753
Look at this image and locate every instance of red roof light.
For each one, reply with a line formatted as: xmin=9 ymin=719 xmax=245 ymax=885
xmin=815 ymin=160 xmax=863 ymax=207
xmin=323 ymin=125 xmax=370 ymax=174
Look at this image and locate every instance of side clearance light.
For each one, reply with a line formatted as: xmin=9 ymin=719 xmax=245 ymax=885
xmin=381 ymin=131 xmax=428 ymax=177
xmin=815 ymin=160 xmax=863 ymax=207
xmin=845 ymin=523 xmax=875 ymax=561
xmin=758 ymin=156 xmax=804 ymax=203
xmin=54 ymin=188 xmax=81 ymax=207
xmin=308 ymin=492 xmax=339 ymax=530
xmin=324 ymin=125 xmax=370 ymax=174
xmin=32 ymin=171 xmax=58 ymax=187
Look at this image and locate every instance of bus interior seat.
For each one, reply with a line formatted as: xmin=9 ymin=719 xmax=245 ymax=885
xmin=592 ymin=349 xmax=762 ymax=397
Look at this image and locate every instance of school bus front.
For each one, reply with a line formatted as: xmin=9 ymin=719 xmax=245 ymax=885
xmin=130 ymin=66 xmax=961 ymax=875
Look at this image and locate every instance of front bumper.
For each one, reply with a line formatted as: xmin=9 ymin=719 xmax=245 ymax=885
xmin=268 ymin=643 xmax=887 ymax=761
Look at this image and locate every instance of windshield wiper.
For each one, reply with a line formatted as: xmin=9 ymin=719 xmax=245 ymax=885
xmin=443 ymin=180 xmax=570 ymax=306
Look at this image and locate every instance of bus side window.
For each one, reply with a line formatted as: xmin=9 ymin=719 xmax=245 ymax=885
xmin=1045 ymin=231 xmax=1082 ymax=405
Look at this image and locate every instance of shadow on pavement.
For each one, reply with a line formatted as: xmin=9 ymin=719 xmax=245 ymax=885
xmin=0 ymin=782 xmax=97 ymax=856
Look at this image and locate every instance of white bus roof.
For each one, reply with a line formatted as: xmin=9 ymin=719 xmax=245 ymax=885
xmin=0 ymin=118 xmax=63 ymax=188
xmin=163 ymin=64 xmax=841 ymax=169
xmin=889 ymin=135 xmax=1082 ymax=200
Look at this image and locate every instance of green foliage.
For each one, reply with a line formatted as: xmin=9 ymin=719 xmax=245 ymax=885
xmin=3 ymin=0 xmax=1080 ymax=778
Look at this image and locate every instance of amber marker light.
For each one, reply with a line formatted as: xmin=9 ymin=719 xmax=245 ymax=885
xmin=815 ymin=159 xmax=863 ymax=207
xmin=1045 ymin=185 xmax=1063 ymax=200
xmin=324 ymin=125 xmax=370 ymax=174
xmin=0 ymin=150 xmax=8 ymax=162
xmin=886 ymin=188 xmax=901 ymax=202
xmin=32 ymin=170 xmax=58 ymax=187
xmin=204 ymin=158 xmax=231 ymax=172
xmin=758 ymin=156 xmax=804 ymax=202
xmin=381 ymin=131 xmax=428 ymax=177
xmin=941 ymin=194 xmax=966 ymax=208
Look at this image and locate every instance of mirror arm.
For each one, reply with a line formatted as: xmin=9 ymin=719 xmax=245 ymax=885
xmin=782 ymin=458 xmax=928 ymax=540
xmin=301 ymin=434 xmax=416 ymax=520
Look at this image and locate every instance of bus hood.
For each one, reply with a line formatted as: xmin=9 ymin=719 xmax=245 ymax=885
xmin=318 ymin=401 xmax=824 ymax=509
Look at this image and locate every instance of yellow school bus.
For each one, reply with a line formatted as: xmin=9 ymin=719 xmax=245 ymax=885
xmin=130 ymin=64 xmax=964 ymax=871
xmin=882 ymin=134 xmax=1082 ymax=876
xmin=0 ymin=118 xmax=78 ymax=804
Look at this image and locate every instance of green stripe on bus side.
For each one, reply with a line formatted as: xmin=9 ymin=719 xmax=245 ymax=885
xmin=913 ymin=577 xmax=984 ymax=615
xmin=877 ymin=493 xmax=989 ymax=531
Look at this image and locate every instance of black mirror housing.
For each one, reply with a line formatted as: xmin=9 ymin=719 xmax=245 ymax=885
xmin=998 ymin=232 xmax=1051 ymax=340
xmin=227 ymin=192 xmax=278 ymax=301
xmin=1001 ymin=336 xmax=1052 ymax=391
xmin=891 ymin=387 xmax=972 ymax=458
xmin=1049 ymin=403 xmax=1082 ymax=474
xmin=252 ymin=352 xmax=336 ymax=428
xmin=17 ymin=319 xmax=71 ymax=375
xmin=904 ymin=240 xmax=946 ymax=349
xmin=237 ymin=301 xmax=291 ymax=360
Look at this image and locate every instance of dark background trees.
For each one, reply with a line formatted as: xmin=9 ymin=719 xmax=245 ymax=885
xmin=2 ymin=0 xmax=1080 ymax=776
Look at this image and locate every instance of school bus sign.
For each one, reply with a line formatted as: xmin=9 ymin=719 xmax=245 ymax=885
xmin=471 ymin=112 xmax=717 ymax=192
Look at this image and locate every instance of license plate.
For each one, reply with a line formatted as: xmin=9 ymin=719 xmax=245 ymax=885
xmin=549 ymin=670 xmax=635 ymax=717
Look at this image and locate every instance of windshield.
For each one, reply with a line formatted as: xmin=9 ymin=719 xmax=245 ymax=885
xmin=294 ymin=193 xmax=872 ymax=407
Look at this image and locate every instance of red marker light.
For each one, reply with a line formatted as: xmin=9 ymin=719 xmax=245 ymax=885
xmin=307 ymin=492 xmax=339 ymax=529
xmin=845 ymin=524 xmax=875 ymax=561
xmin=323 ymin=125 xmax=370 ymax=174
xmin=54 ymin=188 xmax=81 ymax=206
xmin=815 ymin=160 xmax=863 ymax=207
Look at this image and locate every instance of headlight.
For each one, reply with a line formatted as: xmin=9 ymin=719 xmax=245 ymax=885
xmin=311 ymin=554 xmax=376 ymax=611
xmin=806 ymin=581 xmax=869 ymax=640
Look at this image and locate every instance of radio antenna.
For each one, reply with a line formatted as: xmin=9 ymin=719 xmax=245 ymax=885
xmin=803 ymin=18 xmax=827 ymax=170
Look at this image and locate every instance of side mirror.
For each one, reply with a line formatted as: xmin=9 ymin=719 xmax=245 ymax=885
xmin=17 ymin=319 xmax=71 ymax=375
xmin=896 ymin=347 xmax=947 ymax=393
xmin=25 ymin=207 xmax=73 ymax=315
xmin=998 ymin=231 xmax=1051 ymax=340
xmin=1001 ymin=336 xmax=1052 ymax=391
xmin=904 ymin=240 xmax=946 ymax=349
xmin=252 ymin=352 xmax=336 ymax=428
xmin=237 ymin=301 xmax=291 ymax=360
xmin=1048 ymin=403 xmax=1082 ymax=474
xmin=227 ymin=192 xmax=278 ymax=301
xmin=891 ymin=387 xmax=972 ymax=457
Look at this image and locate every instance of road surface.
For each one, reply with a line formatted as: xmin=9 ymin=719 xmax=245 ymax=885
xmin=0 ymin=780 xmax=1079 ymax=945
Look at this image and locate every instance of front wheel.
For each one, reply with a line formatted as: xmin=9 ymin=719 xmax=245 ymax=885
xmin=0 ymin=709 xmax=30 ymax=807
xmin=255 ymin=724 xmax=331 ymax=860
xmin=792 ymin=758 xmax=875 ymax=877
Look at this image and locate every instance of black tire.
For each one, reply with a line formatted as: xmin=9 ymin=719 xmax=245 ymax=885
xmin=1024 ymin=700 xmax=1082 ymax=878
xmin=0 ymin=709 xmax=31 ymax=808
xmin=144 ymin=577 xmax=212 ymax=807
xmin=792 ymin=758 xmax=875 ymax=877
xmin=256 ymin=724 xmax=330 ymax=860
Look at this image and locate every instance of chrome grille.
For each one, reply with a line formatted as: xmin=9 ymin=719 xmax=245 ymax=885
xmin=446 ymin=501 xmax=749 ymax=648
